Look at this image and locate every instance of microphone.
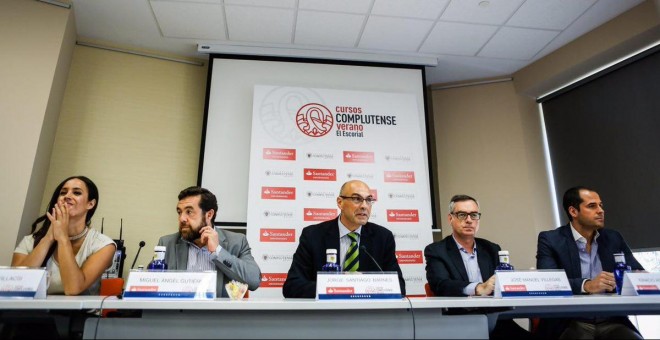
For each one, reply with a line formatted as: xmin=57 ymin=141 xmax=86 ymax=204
xmin=360 ymin=245 xmax=384 ymax=273
xmin=130 ymin=241 xmax=146 ymax=270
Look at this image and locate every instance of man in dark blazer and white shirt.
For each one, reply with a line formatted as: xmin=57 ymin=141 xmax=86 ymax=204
xmin=157 ymin=187 xmax=261 ymax=298
xmin=424 ymin=194 xmax=532 ymax=339
xmin=536 ymin=186 xmax=643 ymax=339
xmin=282 ymin=180 xmax=405 ymax=298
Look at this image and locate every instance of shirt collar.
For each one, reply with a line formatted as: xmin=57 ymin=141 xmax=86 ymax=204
xmin=452 ymin=234 xmax=476 ymax=254
xmin=338 ymin=215 xmax=362 ymax=238
xmin=569 ymin=222 xmax=600 ymax=244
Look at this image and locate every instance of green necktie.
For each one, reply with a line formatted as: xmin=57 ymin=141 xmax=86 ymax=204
xmin=344 ymin=232 xmax=359 ymax=272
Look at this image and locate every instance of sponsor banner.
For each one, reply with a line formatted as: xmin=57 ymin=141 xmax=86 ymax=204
xmin=260 ymin=273 xmax=288 ymax=288
xmin=343 ymin=151 xmax=375 ymax=163
xmin=384 ymin=171 xmax=415 ymax=183
xmin=303 ymin=168 xmax=337 ymax=181
xmin=260 ymin=228 xmax=296 ymax=242
xmin=261 ymin=187 xmax=296 ymax=200
xmin=247 ymin=86 xmax=435 ymax=298
xmin=263 ymin=148 xmax=296 ymax=161
xmin=303 ymin=208 xmax=338 ymax=221
xmin=396 ymin=251 xmax=424 ymax=264
xmin=387 ymin=209 xmax=420 ymax=222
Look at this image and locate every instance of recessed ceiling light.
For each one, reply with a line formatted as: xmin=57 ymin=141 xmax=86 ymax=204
xmin=478 ymin=1 xmax=490 ymax=7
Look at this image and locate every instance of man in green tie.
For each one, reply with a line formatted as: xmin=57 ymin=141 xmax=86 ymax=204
xmin=283 ymin=180 xmax=405 ymax=298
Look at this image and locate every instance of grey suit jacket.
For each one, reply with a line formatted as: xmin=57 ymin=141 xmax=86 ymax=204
xmin=157 ymin=228 xmax=261 ymax=298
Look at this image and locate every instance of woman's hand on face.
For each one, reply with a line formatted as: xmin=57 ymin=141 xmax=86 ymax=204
xmin=46 ymin=202 xmax=70 ymax=241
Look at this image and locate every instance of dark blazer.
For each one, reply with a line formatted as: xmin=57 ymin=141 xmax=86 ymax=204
xmin=424 ymin=235 xmax=501 ymax=296
xmin=157 ymin=228 xmax=262 ymax=298
xmin=536 ymin=224 xmax=643 ymax=293
xmin=536 ymin=224 xmax=644 ymax=338
xmin=282 ymin=217 xmax=405 ymax=298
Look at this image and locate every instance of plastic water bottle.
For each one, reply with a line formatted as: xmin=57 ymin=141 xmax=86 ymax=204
xmin=613 ymin=252 xmax=629 ymax=295
xmin=321 ymin=249 xmax=341 ymax=272
xmin=496 ymin=250 xmax=514 ymax=271
xmin=147 ymin=246 xmax=168 ymax=271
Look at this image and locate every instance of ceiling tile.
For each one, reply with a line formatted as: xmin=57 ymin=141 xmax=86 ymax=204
xmin=420 ymin=22 xmax=497 ymax=56
xmin=507 ymin=0 xmax=597 ymax=30
xmin=371 ymin=0 xmax=449 ymax=20
xmin=359 ymin=16 xmax=435 ymax=52
xmin=533 ymin=0 xmax=645 ymax=60
xmin=150 ymin=1 xmax=226 ymax=39
xmin=295 ymin=11 xmax=364 ymax=48
xmin=224 ymin=0 xmax=295 ymax=8
xmin=299 ymin=0 xmax=372 ymax=14
xmin=440 ymin=0 xmax=525 ymax=25
xmin=225 ymin=6 xmax=294 ymax=44
xmin=478 ymin=27 xmax=559 ymax=60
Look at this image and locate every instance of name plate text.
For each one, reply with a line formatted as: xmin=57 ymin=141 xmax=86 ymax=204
xmin=0 ymin=268 xmax=47 ymax=299
xmin=123 ymin=270 xmax=216 ymax=299
xmin=622 ymin=272 xmax=660 ymax=295
xmin=495 ymin=270 xmax=572 ymax=298
xmin=316 ymin=272 xmax=402 ymax=300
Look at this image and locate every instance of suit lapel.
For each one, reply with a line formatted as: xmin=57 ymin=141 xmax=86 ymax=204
xmin=475 ymin=241 xmax=492 ymax=279
xmin=596 ymin=231 xmax=615 ymax=271
xmin=560 ymin=225 xmax=582 ymax=277
xmin=359 ymin=223 xmax=374 ymax=271
xmin=446 ymin=238 xmax=469 ymax=281
xmin=324 ymin=219 xmax=341 ymax=263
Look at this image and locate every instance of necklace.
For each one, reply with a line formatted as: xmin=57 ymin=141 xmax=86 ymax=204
xmin=69 ymin=227 xmax=89 ymax=241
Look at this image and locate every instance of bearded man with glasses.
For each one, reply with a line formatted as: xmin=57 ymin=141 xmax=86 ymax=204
xmin=283 ymin=180 xmax=405 ymax=298
xmin=424 ymin=194 xmax=533 ymax=339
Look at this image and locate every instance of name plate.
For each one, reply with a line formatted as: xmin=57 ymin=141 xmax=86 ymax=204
xmin=316 ymin=272 xmax=402 ymax=300
xmin=123 ymin=270 xmax=216 ymax=299
xmin=495 ymin=270 xmax=572 ymax=298
xmin=0 ymin=268 xmax=47 ymax=299
xmin=622 ymin=272 xmax=660 ymax=296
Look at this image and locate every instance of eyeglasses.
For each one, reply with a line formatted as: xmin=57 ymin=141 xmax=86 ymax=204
xmin=451 ymin=212 xmax=481 ymax=220
xmin=339 ymin=195 xmax=376 ymax=206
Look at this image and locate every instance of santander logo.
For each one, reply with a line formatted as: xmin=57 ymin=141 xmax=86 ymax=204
xmin=384 ymin=171 xmax=415 ymax=183
xmin=296 ymin=103 xmax=334 ymax=137
xmin=303 ymin=168 xmax=337 ymax=181
xmin=261 ymin=187 xmax=296 ymax=200
xmin=395 ymin=251 xmax=423 ymax=264
xmin=343 ymin=151 xmax=375 ymax=163
xmin=304 ymin=208 xmax=338 ymax=221
xmin=327 ymin=287 xmax=354 ymax=294
xmin=260 ymin=273 xmax=288 ymax=288
xmin=263 ymin=148 xmax=296 ymax=161
xmin=387 ymin=209 xmax=420 ymax=222
xmin=260 ymin=228 xmax=296 ymax=242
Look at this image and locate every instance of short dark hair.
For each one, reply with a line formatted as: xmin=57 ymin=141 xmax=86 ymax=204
xmin=562 ymin=186 xmax=596 ymax=221
xmin=448 ymin=194 xmax=479 ymax=213
xmin=178 ymin=186 xmax=218 ymax=223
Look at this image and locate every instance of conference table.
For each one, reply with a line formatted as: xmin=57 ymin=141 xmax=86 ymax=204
xmin=0 ymin=295 xmax=658 ymax=339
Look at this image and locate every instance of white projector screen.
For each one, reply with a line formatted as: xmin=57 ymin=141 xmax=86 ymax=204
xmin=199 ymin=55 xmax=432 ymax=225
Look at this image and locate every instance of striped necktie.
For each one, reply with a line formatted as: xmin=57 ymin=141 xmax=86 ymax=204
xmin=344 ymin=232 xmax=359 ymax=272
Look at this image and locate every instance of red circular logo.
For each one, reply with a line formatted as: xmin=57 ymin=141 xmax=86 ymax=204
xmin=296 ymin=103 xmax=334 ymax=137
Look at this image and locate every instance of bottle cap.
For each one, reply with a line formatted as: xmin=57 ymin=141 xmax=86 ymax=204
xmin=498 ymin=250 xmax=509 ymax=255
xmin=154 ymin=246 xmax=166 ymax=252
xmin=326 ymin=248 xmax=337 ymax=254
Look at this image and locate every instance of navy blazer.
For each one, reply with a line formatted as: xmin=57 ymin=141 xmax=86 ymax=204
xmin=535 ymin=224 xmax=643 ymax=338
xmin=536 ymin=224 xmax=643 ymax=294
xmin=282 ymin=217 xmax=405 ymax=298
xmin=424 ymin=235 xmax=501 ymax=296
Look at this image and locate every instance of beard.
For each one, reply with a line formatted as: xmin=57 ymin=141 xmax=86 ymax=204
xmin=181 ymin=219 xmax=207 ymax=242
